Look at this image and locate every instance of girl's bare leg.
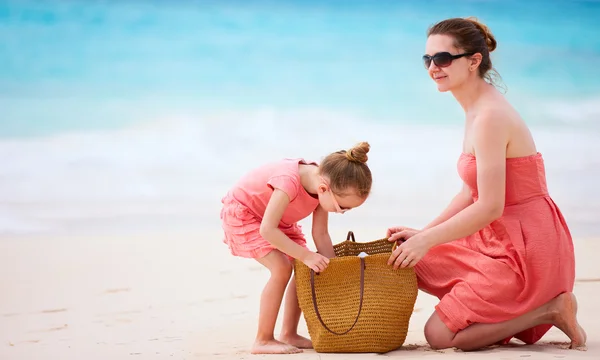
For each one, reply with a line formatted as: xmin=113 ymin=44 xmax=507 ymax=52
xmin=279 ymin=276 xmax=313 ymax=348
xmin=424 ymin=292 xmax=587 ymax=351
xmin=251 ymin=251 xmax=301 ymax=354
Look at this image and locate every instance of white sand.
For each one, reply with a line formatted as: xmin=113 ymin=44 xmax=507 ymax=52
xmin=0 ymin=229 xmax=597 ymax=359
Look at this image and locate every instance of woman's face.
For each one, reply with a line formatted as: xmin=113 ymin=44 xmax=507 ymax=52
xmin=424 ymin=34 xmax=475 ymax=92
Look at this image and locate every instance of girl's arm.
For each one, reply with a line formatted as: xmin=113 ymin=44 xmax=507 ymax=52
xmin=311 ymin=205 xmax=336 ymax=258
xmin=259 ymin=189 xmax=314 ymax=261
xmin=420 ymin=112 xmax=508 ymax=247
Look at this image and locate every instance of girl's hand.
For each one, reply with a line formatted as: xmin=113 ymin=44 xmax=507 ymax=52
xmin=387 ymin=232 xmax=433 ymax=269
xmin=302 ymin=251 xmax=330 ymax=273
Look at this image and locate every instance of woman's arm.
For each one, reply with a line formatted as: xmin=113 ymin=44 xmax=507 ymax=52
xmin=311 ymin=205 xmax=336 ymax=258
xmin=422 ymin=183 xmax=474 ymax=230
xmin=420 ymin=113 xmax=508 ymax=247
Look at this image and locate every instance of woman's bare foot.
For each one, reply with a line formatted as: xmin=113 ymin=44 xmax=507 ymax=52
xmin=250 ymin=339 xmax=302 ymax=354
xmin=280 ymin=333 xmax=313 ymax=349
xmin=548 ymin=292 xmax=587 ymax=349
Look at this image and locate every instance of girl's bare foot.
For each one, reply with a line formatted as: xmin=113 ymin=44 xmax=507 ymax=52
xmin=251 ymin=339 xmax=302 ymax=354
xmin=280 ymin=333 xmax=313 ymax=349
xmin=548 ymin=292 xmax=587 ymax=349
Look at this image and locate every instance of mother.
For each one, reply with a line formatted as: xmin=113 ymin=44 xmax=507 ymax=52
xmin=387 ymin=17 xmax=587 ymax=351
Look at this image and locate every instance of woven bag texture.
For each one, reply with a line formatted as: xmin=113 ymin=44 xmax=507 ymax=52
xmin=294 ymin=231 xmax=419 ymax=353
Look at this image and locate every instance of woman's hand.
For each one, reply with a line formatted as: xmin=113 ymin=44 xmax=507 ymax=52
xmin=386 ymin=226 xmax=420 ymax=243
xmin=387 ymin=232 xmax=433 ymax=269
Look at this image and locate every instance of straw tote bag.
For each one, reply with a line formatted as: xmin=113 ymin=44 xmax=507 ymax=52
xmin=294 ymin=231 xmax=419 ymax=353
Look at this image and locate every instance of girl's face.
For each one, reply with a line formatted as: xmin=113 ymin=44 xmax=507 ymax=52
xmin=317 ymin=177 xmax=366 ymax=214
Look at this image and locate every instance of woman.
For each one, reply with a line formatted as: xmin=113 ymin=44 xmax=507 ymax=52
xmin=387 ymin=17 xmax=587 ymax=351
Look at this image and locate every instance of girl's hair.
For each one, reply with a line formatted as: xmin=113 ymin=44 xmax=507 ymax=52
xmin=428 ymin=17 xmax=505 ymax=91
xmin=319 ymin=142 xmax=372 ymax=198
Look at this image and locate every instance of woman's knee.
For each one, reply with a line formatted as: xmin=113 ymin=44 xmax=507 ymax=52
xmin=424 ymin=312 xmax=455 ymax=350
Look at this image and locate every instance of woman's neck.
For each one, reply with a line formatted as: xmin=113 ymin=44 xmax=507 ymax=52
xmin=451 ymin=77 xmax=490 ymax=113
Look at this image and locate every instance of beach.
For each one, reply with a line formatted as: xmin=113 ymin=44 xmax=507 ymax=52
xmin=1 ymin=0 xmax=599 ymax=359
xmin=0 ymin=228 xmax=597 ymax=359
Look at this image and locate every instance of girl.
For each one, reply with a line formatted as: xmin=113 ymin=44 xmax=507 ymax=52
xmin=220 ymin=141 xmax=373 ymax=354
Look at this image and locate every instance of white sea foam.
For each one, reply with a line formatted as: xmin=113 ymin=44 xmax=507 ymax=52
xmin=542 ymin=96 xmax=600 ymax=126
xmin=0 ymin=108 xmax=598 ymax=237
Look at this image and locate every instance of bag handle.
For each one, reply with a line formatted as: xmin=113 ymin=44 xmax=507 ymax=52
xmin=346 ymin=230 xmax=356 ymax=242
xmin=309 ymin=257 xmax=365 ymax=336
xmin=348 ymin=230 xmax=399 ymax=250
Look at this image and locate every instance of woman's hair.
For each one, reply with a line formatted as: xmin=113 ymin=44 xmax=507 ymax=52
xmin=428 ymin=17 xmax=505 ymax=90
xmin=319 ymin=141 xmax=372 ymax=198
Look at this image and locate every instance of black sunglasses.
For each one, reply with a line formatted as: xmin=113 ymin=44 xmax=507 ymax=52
xmin=422 ymin=52 xmax=474 ymax=69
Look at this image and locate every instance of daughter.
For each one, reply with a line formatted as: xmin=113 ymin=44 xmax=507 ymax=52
xmin=220 ymin=142 xmax=373 ymax=354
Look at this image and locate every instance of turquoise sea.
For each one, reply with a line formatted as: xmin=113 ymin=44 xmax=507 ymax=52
xmin=1 ymin=0 xmax=599 ymax=237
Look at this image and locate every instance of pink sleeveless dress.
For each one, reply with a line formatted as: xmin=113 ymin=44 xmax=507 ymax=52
xmin=220 ymin=158 xmax=320 ymax=261
xmin=416 ymin=152 xmax=576 ymax=344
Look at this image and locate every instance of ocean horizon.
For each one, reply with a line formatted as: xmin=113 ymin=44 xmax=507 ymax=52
xmin=1 ymin=0 xmax=599 ymax=238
